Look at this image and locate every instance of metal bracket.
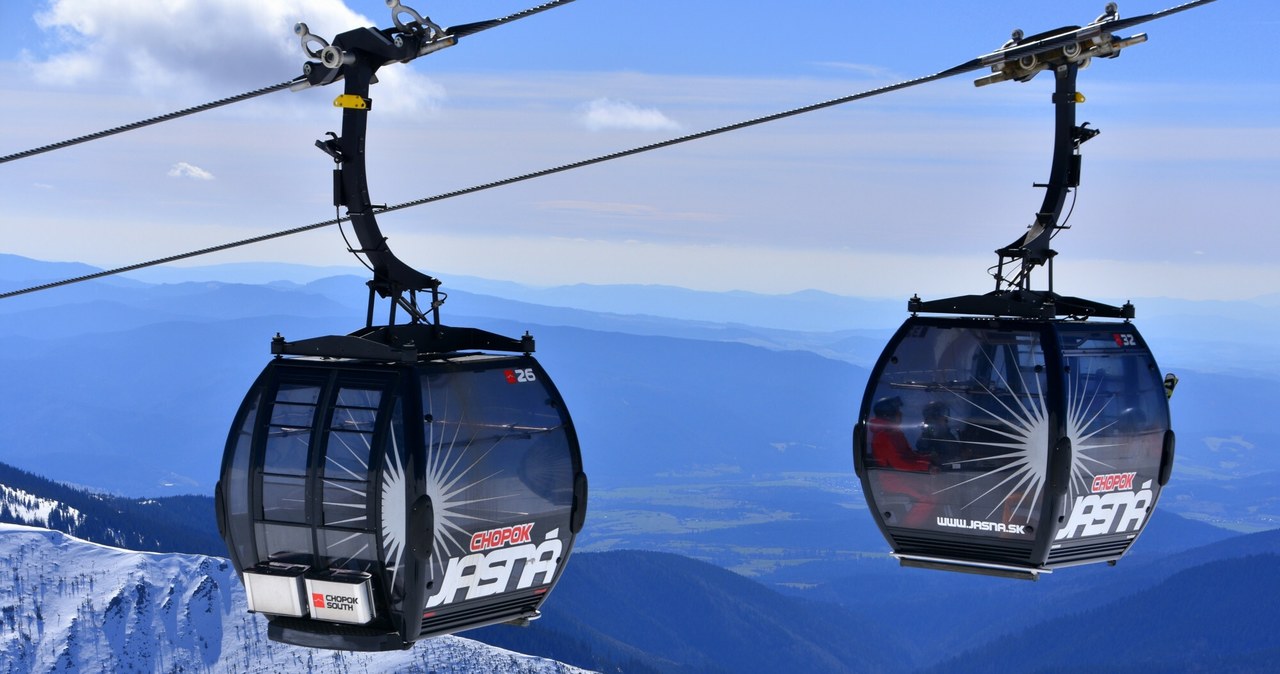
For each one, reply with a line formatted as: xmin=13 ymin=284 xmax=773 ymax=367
xmin=333 ymin=94 xmax=372 ymax=110
xmin=315 ymin=132 xmax=344 ymax=162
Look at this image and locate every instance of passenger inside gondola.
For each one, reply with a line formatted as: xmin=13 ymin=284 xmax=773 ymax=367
xmin=868 ymin=396 xmax=936 ymax=527
xmin=916 ymin=400 xmax=967 ymax=469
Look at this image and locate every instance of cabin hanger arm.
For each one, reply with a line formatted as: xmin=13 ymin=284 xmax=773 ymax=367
xmin=285 ymin=1 xmax=575 ymax=334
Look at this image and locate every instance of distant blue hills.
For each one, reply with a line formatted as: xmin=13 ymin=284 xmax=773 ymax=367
xmin=2 ymin=254 xmax=1274 ymax=536
xmin=481 ymin=514 xmax=1280 ymax=673
xmin=926 ymin=536 xmax=1280 ymax=672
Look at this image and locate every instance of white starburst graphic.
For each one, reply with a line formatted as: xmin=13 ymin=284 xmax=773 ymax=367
xmin=933 ymin=356 xmax=1050 ymax=522
xmin=380 ymin=432 xmax=407 ymax=589
xmin=377 ymin=372 xmax=569 ymax=593
xmin=1063 ymin=366 xmax=1120 ymax=501
xmin=925 ymin=351 xmax=1117 ymax=527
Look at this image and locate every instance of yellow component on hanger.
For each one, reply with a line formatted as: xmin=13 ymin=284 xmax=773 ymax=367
xmin=333 ymin=94 xmax=371 ymax=110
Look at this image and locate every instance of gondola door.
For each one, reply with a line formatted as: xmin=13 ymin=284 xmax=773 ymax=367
xmin=219 ymin=361 xmax=420 ymax=650
xmin=1043 ymin=323 xmax=1173 ymax=567
xmin=412 ymin=354 xmax=585 ymax=639
xmin=855 ymin=318 xmax=1052 ymax=576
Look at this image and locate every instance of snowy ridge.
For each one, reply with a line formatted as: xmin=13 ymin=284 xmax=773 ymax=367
xmin=0 ymin=524 xmax=593 ymax=673
xmin=0 ymin=483 xmax=85 ymax=531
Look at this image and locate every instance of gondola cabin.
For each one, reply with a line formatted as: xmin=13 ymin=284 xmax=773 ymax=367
xmin=847 ymin=19 xmax=1191 ymax=579
xmin=209 ymin=3 xmax=592 ymax=650
xmin=216 ymin=348 xmax=587 ymax=651
xmin=854 ymin=316 xmax=1174 ymax=579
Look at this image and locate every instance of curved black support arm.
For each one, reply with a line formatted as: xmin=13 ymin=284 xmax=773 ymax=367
xmin=996 ymin=62 xmax=1081 ymax=290
xmin=292 ymin=2 xmax=574 ymax=329
xmin=889 ymin=2 xmax=1218 ymax=320
xmin=321 ymin=26 xmax=444 ymax=310
xmin=909 ymin=57 xmax=1127 ymax=320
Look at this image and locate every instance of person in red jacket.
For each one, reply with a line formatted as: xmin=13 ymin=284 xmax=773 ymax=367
xmin=868 ymin=396 xmax=936 ymax=527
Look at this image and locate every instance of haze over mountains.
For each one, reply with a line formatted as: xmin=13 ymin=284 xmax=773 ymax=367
xmin=2 ymin=254 xmax=1279 ymax=671
xmin=1 ymin=254 xmax=1275 ymax=526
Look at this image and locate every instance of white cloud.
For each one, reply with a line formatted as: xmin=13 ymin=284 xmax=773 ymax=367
xmin=32 ymin=0 xmax=323 ymax=88
xmin=579 ymin=98 xmax=680 ymax=132
xmin=25 ymin=0 xmax=444 ymax=114
xmin=168 ymin=162 xmax=215 ymax=180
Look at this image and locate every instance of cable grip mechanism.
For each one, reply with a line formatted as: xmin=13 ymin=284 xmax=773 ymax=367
xmin=387 ymin=0 xmax=444 ymax=38
xmin=295 ymin=23 xmax=329 ymax=60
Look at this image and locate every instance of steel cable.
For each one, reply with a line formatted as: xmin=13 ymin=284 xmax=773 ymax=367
xmin=0 ymin=79 xmax=303 ymax=165
xmin=1 ymin=0 xmax=1216 ymax=299
xmin=0 ymin=67 xmax=975 ymax=300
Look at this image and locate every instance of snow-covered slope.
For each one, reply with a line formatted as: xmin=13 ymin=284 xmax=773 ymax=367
xmin=0 ymin=483 xmax=85 ymax=531
xmin=0 ymin=462 xmax=224 ymax=556
xmin=0 ymin=524 xmax=592 ymax=673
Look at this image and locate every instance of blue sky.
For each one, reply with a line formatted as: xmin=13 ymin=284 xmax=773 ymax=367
xmin=1 ymin=0 xmax=1275 ymax=301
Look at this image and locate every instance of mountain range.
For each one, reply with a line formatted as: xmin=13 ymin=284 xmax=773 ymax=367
xmin=5 ymin=460 xmax=1277 ymax=673
xmin=0 ymin=461 xmax=222 ymax=556
xmin=0 ymin=523 xmax=588 ymax=673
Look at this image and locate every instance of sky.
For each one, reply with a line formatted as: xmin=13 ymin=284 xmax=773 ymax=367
xmin=0 ymin=0 xmax=1276 ymax=302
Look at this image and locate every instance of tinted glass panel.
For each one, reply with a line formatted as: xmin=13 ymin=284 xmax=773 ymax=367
xmin=319 ymin=529 xmax=378 ymax=573
xmin=225 ymin=395 xmax=259 ymax=569
xmin=316 ymin=384 xmax=385 ymax=574
xmin=325 ymin=388 xmax=378 ymax=481
xmin=262 ymin=474 xmax=307 ymax=524
xmin=264 ymin=385 xmax=320 ymax=477
xmin=322 ymin=479 xmax=370 ymax=528
xmin=325 ymin=431 xmax=373 ymax=481
xmin=228 ymin=402 xmax=257 ymax=518
xmin=276 ymin=384 xmax=321 ymax=405
xmin=320 ymin=385 xmax=381 ymax=528
xmin=270 ymin=402 xmax=319 ymax=427
xmin=336 ymin=388 xmax=381 ymax=410
xmin=255 ymin=523 xmax=314 ymax=565
xmin=865 ymin=325 xmax=1046 ymax=539
xmin=263 ymin=430 xmax=311 ymax=476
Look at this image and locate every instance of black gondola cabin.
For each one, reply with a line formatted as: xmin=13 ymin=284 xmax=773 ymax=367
xmin=848 ymin=34 xmax=1189 ymax=578
xmin=217 ymin=351 xmax=587 ymax=650
xmin=854 ymin=316 xmax=1174 ymax=579
xmin=210 ymin=4 xmax=591 ymax=649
